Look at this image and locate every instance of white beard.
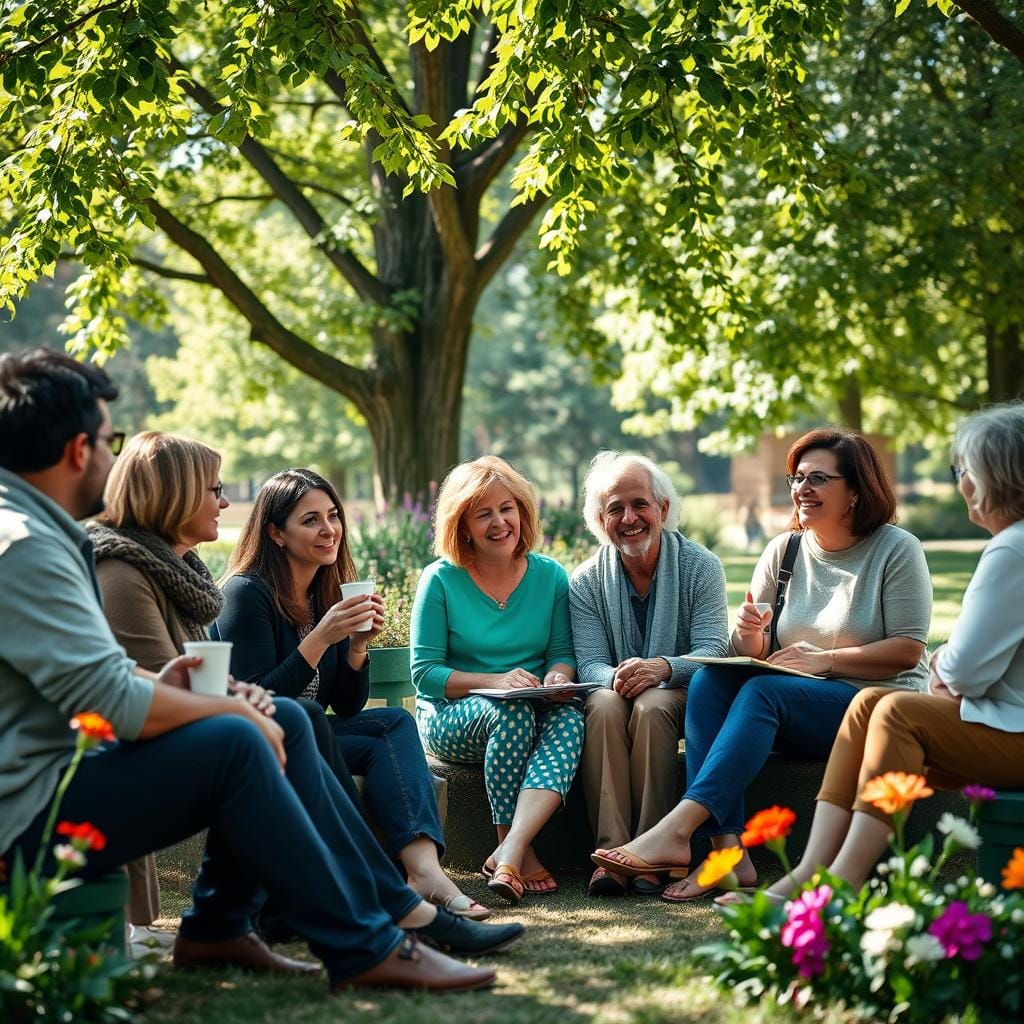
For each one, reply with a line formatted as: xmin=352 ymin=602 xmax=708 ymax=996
xmin=615 ymin=530 xmax=654 ymax=560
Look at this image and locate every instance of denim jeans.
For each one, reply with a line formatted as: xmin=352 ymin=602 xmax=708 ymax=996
xmin=330 ymin=706 xmax=446 ymax=857
xmin=7 ymin=698 xmax=417 ymax=982
xmin=684 ymin=666 xmax=858 ymax=835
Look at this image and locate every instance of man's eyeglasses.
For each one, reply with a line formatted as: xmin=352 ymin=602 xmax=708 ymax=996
xmin=210 ymin=483 xmax=225 ymax=500
xmin=787 ymin=472 xmax=844 ymax=489
xmin=950 ymin=465 xmax=967 ymax=485
xmin=95 ymin=431 xmax=125 ymax=456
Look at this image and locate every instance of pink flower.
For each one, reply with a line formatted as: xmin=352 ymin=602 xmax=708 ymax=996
xmin=928 ymin=901 xmax=992 ymax=961
xmin=54 ymin=844 xmax=86 ymax=869
xmin=962 ymin=785 xmax=997 ymax=803
xmin=781 ymin=884 xmax=832 ymax=978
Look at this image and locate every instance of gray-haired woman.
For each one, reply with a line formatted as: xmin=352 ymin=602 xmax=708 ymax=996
xmin=728 ymin=402 xmax=1024 ymax=902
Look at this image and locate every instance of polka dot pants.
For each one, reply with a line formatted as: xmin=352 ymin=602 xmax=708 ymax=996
xmin=419 ymin=697 xmax=585 ymax=827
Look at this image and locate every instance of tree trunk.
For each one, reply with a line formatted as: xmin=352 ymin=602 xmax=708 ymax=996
xmin=985 ymin=322 xmax=1024 ymax=402
xmin=837 ymin=380 xmax=863 ymax=431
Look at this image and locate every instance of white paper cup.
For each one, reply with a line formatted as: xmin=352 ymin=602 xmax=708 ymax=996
xmin=754 ymin=602 xmax=773 ymax=617
xmin=183 ymin=641 xmax=232 ymax=696
xmin=340 ymin=580 xmax=376 ymax=631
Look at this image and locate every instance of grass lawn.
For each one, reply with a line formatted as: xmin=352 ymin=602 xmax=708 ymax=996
xmin=142 ymin=544 xmax=984 ymax=1023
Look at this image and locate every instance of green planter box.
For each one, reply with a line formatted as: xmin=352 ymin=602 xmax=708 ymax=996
xmin=978 ymin=791 xmax=1024 ymax=886
xmin=368 ymin=645 xmax=413 ymax=707
xmin=0 ymin=871 xmax=128 ymax=953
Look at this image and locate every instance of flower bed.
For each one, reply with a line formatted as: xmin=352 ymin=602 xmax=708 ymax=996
xmin=697 ymin=779 xmax=1024 ymax=1023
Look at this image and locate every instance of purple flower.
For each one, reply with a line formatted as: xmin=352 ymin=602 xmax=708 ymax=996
xmin=928 ymin=901 xmax=992 ymax=961
xmin=962 ymin=785 xmax=997 ymax=803
xmin=781 ymin=884 xmax=832 ymax=979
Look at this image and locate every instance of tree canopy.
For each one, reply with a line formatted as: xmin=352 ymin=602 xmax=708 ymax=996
xmin=1 ymin=0 xmax=845 ymax=498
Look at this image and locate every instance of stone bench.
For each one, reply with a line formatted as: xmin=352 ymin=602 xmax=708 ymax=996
xmin=426 ymin=750 xmax=970 ymax=873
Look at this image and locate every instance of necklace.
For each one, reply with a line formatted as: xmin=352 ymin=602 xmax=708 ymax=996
xmin=470 ymin=560 xmax=522 ymax=611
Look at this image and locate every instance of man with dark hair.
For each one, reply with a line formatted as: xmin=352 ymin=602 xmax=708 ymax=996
xmin=0 ymin=348 xmax=515 ymax=993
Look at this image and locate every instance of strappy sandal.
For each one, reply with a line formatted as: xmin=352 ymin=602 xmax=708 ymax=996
xmin=588 ymin=867 xmax=628 ymax=897
xmin=662 ymin=875 xmax=758 ymax=904
xmin=591 ymin=847 xmax=689 ymax=879
xmin=486 ymin=863 xmax=525 ymax=906
xmin=427 ymin=890 xmax=492 ymax=921
xmin=521 ymin=868 xmax=558 ymax=896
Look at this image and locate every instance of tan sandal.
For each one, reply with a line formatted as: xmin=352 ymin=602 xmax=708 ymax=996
xmin=591 ymin=846 xmax=689 ymax=879
xmin=427 ymin=891 xmax=492 ymax=921
xmin=486 ymin=863 xmax=524 ymax=906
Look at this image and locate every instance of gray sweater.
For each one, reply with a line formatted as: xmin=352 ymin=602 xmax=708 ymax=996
xmin=0 ymin=469 xmax=154 ymax=854
xmin=747 ymin=525 xmax=932 ymax=690
xmin=569 ymin=530 xmax=729 ymax=689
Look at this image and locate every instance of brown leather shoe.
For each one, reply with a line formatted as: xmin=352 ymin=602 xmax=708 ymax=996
xmin=173 ymin=931 xmax=321 ymax=976
xmin=333 ymin=936 xmax=495 ymax=993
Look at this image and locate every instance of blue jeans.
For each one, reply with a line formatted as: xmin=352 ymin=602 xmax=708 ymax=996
xmin=7 ymin=699 xmax=417 ymax=983
xmin=330 ymin=706 xmax=445 ymax=858
xmin=684 ymin=666 xmax=858 ymax=835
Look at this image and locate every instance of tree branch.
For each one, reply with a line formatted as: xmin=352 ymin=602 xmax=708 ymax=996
xmin=172 ymin=58 xmax=388 ymax=306
xmin=472 ymin=22 xmax=500 ymax=101
xmin=456 ymin=119 xmax=532 ymax=204
xmin=145 ymin=197 xmax=372 ymax=409
xmin=130 ymin=256 xmax=211 ymax=284
xmin=413 ymin=42 xmax=473 ymax=273
xmin=348 ymin=4 xmax=412 ymax=116
xmin=954 ymin=0 xmax=1024 ymax=63
xmin=475 ymin=194 xmax=547 ymax=291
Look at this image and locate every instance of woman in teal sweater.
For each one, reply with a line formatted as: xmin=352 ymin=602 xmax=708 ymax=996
xmin=412 ymin=456 xmax=583 ymax=905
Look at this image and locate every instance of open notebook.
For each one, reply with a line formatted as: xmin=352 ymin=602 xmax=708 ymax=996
xmin=680 ymin=655 xmax=824 ymax=680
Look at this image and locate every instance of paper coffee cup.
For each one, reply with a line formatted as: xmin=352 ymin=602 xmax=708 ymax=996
xmin=754 ymin=602 xmax=773 ymax=619
xmin=340 ymin=580 xmax=376 ymax=631
xmin=183 ymin=641 xmax=232 ymax=696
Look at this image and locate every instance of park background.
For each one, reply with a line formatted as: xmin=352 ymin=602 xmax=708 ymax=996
xmin=2 ymin=1 xmax=1022 ymax=1021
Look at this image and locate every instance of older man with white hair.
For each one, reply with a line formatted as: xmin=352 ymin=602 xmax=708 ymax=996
xmin=570 ymin=451 xmax=729 ymax=896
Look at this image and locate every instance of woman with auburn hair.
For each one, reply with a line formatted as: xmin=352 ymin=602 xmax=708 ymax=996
xmin=593 ymin=428 xmax=933 ymax=902
xmin=725 ymin=404 xmax=1024 ymax=902
xmin=215 ymin=469 xmax=490 ymax=920
xmin=89 ymin=431 xmax=271 ymax=942
xmin=412 ymin=455 xmax=584 ymax=905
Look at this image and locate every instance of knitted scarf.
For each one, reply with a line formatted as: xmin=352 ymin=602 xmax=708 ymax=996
xmin=87 ymin=523 xmax=224 ymax=642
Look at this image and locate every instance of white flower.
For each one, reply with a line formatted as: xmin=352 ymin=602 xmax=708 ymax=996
xmin=53 ymin=843 xmax=86 ymax=868
xmin=903 ymin=933 xmax=945 ymax=967
xmin=976 ymin=881 xmax=996 ymax=898
xmin=861 ymin=929 xmax=896 ymax=957
xmin=937 ymin=814 xmax=981 ymax=850
xmin=864 ymin=904 xmax=916 ymax=931
xmin=1011 ymin=908 xmax=1024 ymax=925
xmin=909 ymin=856 xmax=931 ymax=878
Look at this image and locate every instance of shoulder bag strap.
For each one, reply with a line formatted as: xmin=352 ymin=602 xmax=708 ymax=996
xmin=769 ymin=531 xmax=802 ymax=654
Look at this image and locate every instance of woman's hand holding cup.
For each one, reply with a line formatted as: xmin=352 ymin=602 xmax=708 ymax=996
xmin=735 ymin=590 xmax=772 ymax=639
xmin=314 ymin=592 xmax=383 ymax=645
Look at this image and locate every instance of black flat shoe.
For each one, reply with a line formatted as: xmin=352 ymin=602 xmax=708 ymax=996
xmin=413 ymin=908 xmax=524 ymax=956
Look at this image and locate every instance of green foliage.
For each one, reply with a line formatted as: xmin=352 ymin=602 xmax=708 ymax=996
xmin=367 ymin=568 xmax=420 ymax=648
xmin=350 ymin=491 xmax=435 ymax=592
xmin=901 ymin=492 xmax=990 ymax=543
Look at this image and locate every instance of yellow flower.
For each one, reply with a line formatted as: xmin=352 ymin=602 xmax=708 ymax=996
xmin=1001 ymin=847 xmax=1024 ymax=890
xmin=697 ymin=846 xmax=744 ymax=888
xmin=860 ymin=772 xmax=933 ymax=815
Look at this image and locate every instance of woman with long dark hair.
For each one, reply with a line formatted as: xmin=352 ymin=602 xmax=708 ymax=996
xmin=215 ymin=469 xmax=488 ymax=919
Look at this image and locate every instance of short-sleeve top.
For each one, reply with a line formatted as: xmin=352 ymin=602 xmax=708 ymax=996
xmin=745 ymin=525 xmax=932 ymax=689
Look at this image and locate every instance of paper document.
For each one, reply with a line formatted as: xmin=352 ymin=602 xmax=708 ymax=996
xmin=680 ymin=655 xmax=824 ymax=680
xmin=469 ymin=682 xmax=603 ymax=700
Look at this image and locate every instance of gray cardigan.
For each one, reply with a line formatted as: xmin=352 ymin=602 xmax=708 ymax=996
xmin=569 ymin=530 xmax=729 ymax=689
xmin=0 ymin=470 xmax=153 ymax=854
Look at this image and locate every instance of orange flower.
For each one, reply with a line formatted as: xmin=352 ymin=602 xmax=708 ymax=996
xmin=697 ymin=846 xmax=744 ymax=888
xmin=56 ymin=821 xmax=107 ymax=852
xmin=70 ymin=712 xmax=115 ymax=745
xmin=860 ymin=772 xmax=933 ymax=815
xmin=741 ymin=806 xmax=797 ymax=847
xmin=1001 ymin=847 xmax=1024 ymax=890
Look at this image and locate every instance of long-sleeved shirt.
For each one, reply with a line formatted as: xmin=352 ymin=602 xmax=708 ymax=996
xmin=937 ymin=520 xmax=1024 ymax=731
xmin=411 ymin=553 xmax=576 ymax=712
xmin=212 ymin=573 xmax=369 ymax=718
xmin=569 ymin=531 xmax=729 ymax=689
xmin=0 ymin=469 xmax=153 ymax=854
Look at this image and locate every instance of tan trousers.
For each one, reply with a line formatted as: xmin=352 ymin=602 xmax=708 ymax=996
xmin=582 ymin=686 xmax=686 ymax=849
xmin=818 ymin=687 xmax=1024 ymax=824
xmin=127 ymin=853 xmax=160 ymax=925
